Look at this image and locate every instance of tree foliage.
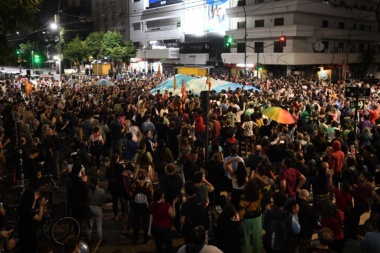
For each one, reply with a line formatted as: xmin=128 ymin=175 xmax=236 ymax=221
xmin=63 ymin=35 xmax=87 ymax=71
xmin=98 ymin=31 xmax=136 ymax=65
xmin=0 ymin=0 xmax=43 ymax=63
xmin=84 ymin=32 xmax=104 ymax=58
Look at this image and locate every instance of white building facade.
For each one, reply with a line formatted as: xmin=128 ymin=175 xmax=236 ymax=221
xmin=222 ymin=0 xmax=380 ymax=78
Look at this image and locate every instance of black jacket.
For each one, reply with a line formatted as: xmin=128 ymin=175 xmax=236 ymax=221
xmin=215 ymin=215 xmax=243 ymax=253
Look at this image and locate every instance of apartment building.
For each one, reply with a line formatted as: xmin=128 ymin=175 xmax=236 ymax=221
xmin=222 ymin=0 xmax=380 ymax=78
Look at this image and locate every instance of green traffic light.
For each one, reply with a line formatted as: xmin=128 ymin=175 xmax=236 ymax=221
xmin=16 ymin=50 xmax=20 ymax=55
xmin=34 ymin=54 xmax=40 ymax=63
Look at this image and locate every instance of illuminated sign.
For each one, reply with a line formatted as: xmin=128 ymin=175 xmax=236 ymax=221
xmin=180 ymin=42 xmax=210 ymax=54
xmin=148 ymin=0 xmax=183 ymax=8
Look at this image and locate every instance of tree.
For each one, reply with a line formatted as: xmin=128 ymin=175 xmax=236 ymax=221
xmin=63 ymin=35 xmax=87 ymax=72
xmin=100 ymin=31 xmax=136 ymax=66
xmin=0 ymin=0 xmax=43 ymax=64
xmin=84 ymin=32 xmax=104 ymax=59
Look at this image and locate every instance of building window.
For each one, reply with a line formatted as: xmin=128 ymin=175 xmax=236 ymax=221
xmin=255 ymin=0 xmax=264 ymax=3
xmin=133 ymin=0 xmax=140 ymax=2
xmin=274 ymin=18 xmax=284 ymax=26
xmin=255 ymin=20 xmax=264 ymax=27
xmin=237 ymin=43 xmax=245 ymax=53
xmin=368 ymin=25 xmax=371 ymax=31
xmin=132 ymin=22 xmax=142 ymax=31
xmin=273 ymin=41 xmax=283 ymax=53
xmin=360 ymin=24 xmax=365 ymax=31
xmin=322 ymin=20 xmax=328 ymax=28
xmin=133 ymin=42 xmax=140 ymax=48
xmin=254 ymin=42 xmax=264 ymax=53
xmin=177 ymin=22 xmax=181 ymax=28
xmin=238 ymin=21 xmax=246 ymax=29
xmin=339 ymin=22 xmax=345 ymax=29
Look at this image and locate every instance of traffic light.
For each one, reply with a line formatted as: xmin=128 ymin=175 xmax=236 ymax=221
xmin=16 ymin=50 xmax=20 ymax=55
xmin=258 ymin=64 xmax=263 ymax=71
xmin=224 ymin=36 xmax=234 ymax=47
xmin=34 ymin=54 xmax=40 ymax=63
xmin=279 ymin=36 xmax=286 ymax=47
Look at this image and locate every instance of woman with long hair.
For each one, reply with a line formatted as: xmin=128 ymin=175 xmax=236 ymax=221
xmin=131 ymin=169 xmax=154 ymax=243
xmin=106 ymin=153 xmax=125 ymax=221
xmin=86 ymin=176 xmax=106 ymax=243
xmin=149 ymin=187 xmax=178 ymax=253
xmin=238 ymin=173 xmax=271 ymax=253
xmin=225 ymin=157 xmax=249 ymax=211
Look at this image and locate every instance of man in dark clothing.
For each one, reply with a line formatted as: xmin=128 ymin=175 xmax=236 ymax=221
xmin=180 ymin=181 xmax=206 ymax=244
xmin=43 ymin=128 xmax=60 ymax=175
xmin=183 ymin=150 xmax=203 ymax=182
xmin=23 ymin=148 xmax=40 ymax=180
xmin=81 ymin=114 xmax=93 ymax=140
xmin=124 ymin=132 xmax=139 ymax=161
xmin=294 ymin=152 xmax=310 ymax=190
xmin=155 ymin=117 xmax=168 ymax=143
xmin=263 ymin=191 xmax=300 ymax=253
xmin=169 ymin=111 xmax=182 ymax=129
xmin=246 ymin=145 xmax=267 ymax=172
xmin=110 ymin=115 xmax=125 ymax=158
xmin=285 ymin=189 xmax=318 ymax=253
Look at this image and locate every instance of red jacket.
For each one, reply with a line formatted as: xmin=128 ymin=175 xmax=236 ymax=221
xmin=194 ymin=115 xmax=205 ymax=133
xmin=329 ymin=141 xmax=345 ymax=173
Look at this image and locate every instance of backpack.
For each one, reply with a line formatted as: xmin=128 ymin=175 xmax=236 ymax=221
xmin=133 ymin=181 xmax=152 ymax=207
xmin=264 ymin=213 xmax=289 ymax=253
xmin=187 ymin=195 xmax=210 ymax=230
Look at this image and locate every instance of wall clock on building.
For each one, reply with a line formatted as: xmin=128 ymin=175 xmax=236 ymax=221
xmin=313 ymin=42 xmax=325 ymax=52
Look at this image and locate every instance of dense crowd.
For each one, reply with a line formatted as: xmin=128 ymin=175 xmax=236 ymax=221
xmin=0 ymin=72 xmax=380 ymax=253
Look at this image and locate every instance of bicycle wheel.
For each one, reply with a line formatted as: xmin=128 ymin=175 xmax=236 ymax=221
xmin=51 ymin=216 xmax=80 ymax=245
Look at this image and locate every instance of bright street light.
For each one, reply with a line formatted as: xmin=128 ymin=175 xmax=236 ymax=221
xmin=50 ymin=22 xmax=58 ymax=30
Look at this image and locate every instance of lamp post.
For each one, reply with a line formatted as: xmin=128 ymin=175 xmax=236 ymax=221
xmin=238 ymin=0 xmax=247 ymax=77
xmin=31 ymin=50 xmax=34 ymax=73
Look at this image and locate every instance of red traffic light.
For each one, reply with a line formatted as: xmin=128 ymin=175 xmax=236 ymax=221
xmin=279 ymin=36 xmax=286 ymax=47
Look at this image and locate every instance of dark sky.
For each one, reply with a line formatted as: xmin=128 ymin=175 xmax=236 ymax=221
xmin=36 ymin=1 xmax=62 ymax=28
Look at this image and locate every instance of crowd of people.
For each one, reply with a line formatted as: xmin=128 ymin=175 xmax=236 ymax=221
xmin=0 ymin=71 xmax=380 ymax=253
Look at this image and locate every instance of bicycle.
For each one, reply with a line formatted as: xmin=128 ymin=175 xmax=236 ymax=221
xmin=51 ymin=216 xmax=81 ymax=245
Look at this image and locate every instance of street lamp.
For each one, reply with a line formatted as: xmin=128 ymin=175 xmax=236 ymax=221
xmin=238 ymin=0 xmax=247 ymax=78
